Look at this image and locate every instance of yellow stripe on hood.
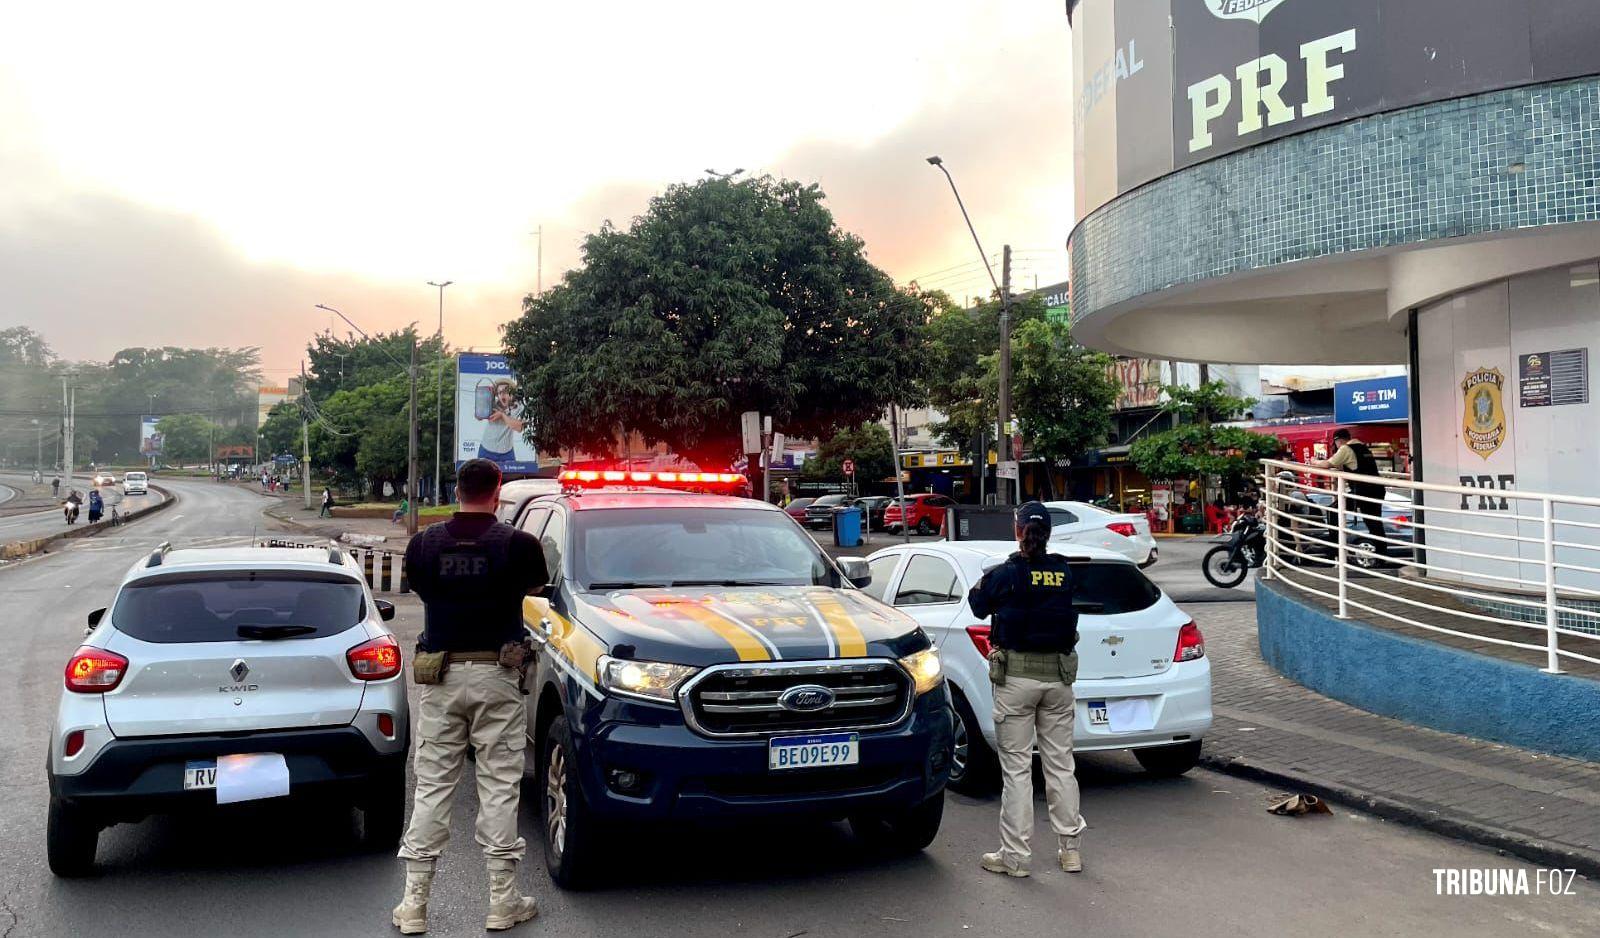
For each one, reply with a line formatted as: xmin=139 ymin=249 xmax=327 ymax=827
xmin=810 ymin=591 xmax=867 ymax=658
xmin=674 ymin=600 xmax=773 ymax=662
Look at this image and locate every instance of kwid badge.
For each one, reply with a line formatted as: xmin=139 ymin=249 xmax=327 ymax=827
xmin=1461 ymin=367 xmax=1507 ymax=459
xmin=1204 ymin=0 xmax=1291 ymax=23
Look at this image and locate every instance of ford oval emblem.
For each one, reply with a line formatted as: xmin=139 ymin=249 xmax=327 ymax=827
xmin=778 ymin=684 xmax=836 ymax=713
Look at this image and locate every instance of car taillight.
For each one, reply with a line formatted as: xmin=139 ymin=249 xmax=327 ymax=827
xmin=347 ymin=635 xmax=402 ymax=680
xmin=64 ymin=646 xmax=128 ymax=693
xmin=1174 ymin=621 xmax=1205 ymax=663
xmin=1392 ymin=515 xmax=1410 ymax=527
xmin=377 ymin=713 xmax=396 ymax=738
xmin=1106 ymin=521 xmax=1138 ymax=537
xmin=966 ymin=625 xmax=992 ymax=658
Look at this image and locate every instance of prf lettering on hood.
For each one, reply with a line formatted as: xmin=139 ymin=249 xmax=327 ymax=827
xmin=1187 ymin=28 xmax=1356 ymax=154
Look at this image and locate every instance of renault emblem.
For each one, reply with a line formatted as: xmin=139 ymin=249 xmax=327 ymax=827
xmin=229 ymin=659 xmax=250 ymax=682
xmin=778 ymin=684 xmax=836 ymax=713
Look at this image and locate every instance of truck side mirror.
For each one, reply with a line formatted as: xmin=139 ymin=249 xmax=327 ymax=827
xmin=839 ymin=557 xmax=872 ymax=589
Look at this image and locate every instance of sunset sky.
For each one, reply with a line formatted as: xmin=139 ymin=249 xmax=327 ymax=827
xmin=0 ymin=1 xmax=1074 ymax=381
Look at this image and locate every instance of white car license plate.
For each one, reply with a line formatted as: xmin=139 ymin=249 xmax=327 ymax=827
xmin=184 ymin=760 xmax=218 ymax=790
xmin=768 ymin=732 xmax=859 ymax=770
xmin=1086 ymin=700 xmax=1110 ymax=726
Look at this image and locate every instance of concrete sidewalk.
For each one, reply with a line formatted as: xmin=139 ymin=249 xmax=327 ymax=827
xmin=1191 ymin=602 xmax=1600 ymax=876
xmin=261 ymin=497 xmax=417 ymax=550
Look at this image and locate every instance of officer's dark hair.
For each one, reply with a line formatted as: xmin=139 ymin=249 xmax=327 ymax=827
xmin=1332 ymin=427 xmax=1352 ymax=442
xmin=456 ymin=458 xmax=502 ymax=502
xmin=1018 ymin=517 xmax=1050 ymax=562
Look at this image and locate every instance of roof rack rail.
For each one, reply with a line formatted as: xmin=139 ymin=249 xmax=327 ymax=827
xmin=146 ymin=542 xmax=173 ymax=568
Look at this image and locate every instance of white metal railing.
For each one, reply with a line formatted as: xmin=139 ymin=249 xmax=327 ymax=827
xmin=1259 ymin=458 xmax=1600 ymax=673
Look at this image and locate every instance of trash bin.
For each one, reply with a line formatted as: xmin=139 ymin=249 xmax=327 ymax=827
xmin=832 ymin=506 xmax=863 ymax=548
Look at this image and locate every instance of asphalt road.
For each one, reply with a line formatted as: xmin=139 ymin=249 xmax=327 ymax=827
xmin=0 ymin=485 xmax=1593 ymax=936
xmin=0 ymin=473 xmax=166 ymax=545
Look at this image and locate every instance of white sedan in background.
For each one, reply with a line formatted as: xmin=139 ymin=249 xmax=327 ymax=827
xmin=860 ymin=541 xmax=1212 ymax=793
xmin=1044 ymin=500 xmax=1159 ymax=567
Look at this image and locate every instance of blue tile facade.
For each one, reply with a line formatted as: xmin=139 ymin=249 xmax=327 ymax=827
xmin=1070 ymin=77 xmax=1600 ymax=323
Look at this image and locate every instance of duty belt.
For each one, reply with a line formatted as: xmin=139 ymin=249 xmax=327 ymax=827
xmin=446 ymin=650 xmax=502 ymax=663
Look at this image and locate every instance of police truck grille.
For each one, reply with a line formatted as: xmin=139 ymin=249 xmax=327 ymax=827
xmin=682 ymin=660 xmax=912 ymax=737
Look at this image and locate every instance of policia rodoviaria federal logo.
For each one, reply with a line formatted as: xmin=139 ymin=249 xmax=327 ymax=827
xmin=1203 ymin=0 xmax=1292 ymax=23
xmin=1461 ymin=366 xmax=1507 ymax=459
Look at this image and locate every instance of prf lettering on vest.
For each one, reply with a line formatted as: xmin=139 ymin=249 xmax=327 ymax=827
xmin=1030 ymin=570 xmax=1066 ymax=588
xmin=1187 ymin=28 xmax=1356 ymax=153
xmin=440 ymin=554 xmax=488 ymax=576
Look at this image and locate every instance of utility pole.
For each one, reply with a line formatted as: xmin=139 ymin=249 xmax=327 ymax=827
xmin=61 ymin=374 xmax=76 ymax=483
xmin=999 ymin=245 xmax=1016 ymax=505
xmin=407 ymin=336 xmax=420 ymax=535
xmin=428 ymin=280 xmax=453 ymax=505
xmin=301 ymin=362 xmax=313 ymax=510
xmin=536 ymin=226 xmax=543 ymax=296
xmin=890 ymin=404 xmax=910 ymax=544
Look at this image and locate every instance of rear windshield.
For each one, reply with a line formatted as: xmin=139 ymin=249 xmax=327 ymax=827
xmin=1071 ymin=562 xmax=1162 ymax=615
xmin=812 ymin=495 xmax=849 ymax=507
xmin=112 ymin=572 xmax=365 ymax=643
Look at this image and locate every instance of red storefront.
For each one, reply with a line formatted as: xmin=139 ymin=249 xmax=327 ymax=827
xmin=1241 ymin=419 xmax=1411 ymax=474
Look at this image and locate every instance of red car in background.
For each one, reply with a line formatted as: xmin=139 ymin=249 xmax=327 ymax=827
xmin=883 ymin=493 xmax=956 ymax=535
xmin=783 ymin=497 xmax=815 ymax=524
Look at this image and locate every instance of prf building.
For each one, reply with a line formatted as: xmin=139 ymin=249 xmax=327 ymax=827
xmin=1067 ymin=0 xmax=1600 ymax=541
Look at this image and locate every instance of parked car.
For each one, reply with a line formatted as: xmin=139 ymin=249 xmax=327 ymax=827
xmin=860 ymin=541 xmax=1211 ymax=793
xmin=883 ymin=494 xmax=956 ymax=535
xmin=803 ymin=493 xmax=856 ymax=528
xmin=1043 ymin=500 xmax=1159 ymax=567
xmin=855 ymin=495 xmax=894 ymax=530
xmin=782 ymin=497 xmax=815 ymax=524
xmin=47 ymin=543 xmax=409 ymax=876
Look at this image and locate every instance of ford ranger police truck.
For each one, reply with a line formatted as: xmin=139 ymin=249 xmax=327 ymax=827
xmin=505 ymin=470 xmax=953 ymax=888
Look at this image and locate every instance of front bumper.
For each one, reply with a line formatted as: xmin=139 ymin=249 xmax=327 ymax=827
xmin=576 ymin=688 xmax=953 ymax=820
xmin=49 ymin=725 xmax=407 ymax=820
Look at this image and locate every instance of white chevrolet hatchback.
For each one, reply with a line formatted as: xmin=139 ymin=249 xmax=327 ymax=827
xmin=47 ymin=543 xmax=410 ymax=876
xmin=860 ymin=542 xmax=1212 ymax=792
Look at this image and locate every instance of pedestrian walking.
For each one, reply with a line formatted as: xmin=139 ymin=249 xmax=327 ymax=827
xmin=392 ymin=458 xmax=545 ymax=934
xmin=51 ymin=476 xmax=60 ymax=497
xmin=967 ymin=500 xmax=1087 ymax=878
xmin=320 ymin=487 xmax=334 ymax=517
xmin=87 ymin=489 xmax=104 ymax=524
xmin=1310 ymin=428 xmax=1388 ymax=540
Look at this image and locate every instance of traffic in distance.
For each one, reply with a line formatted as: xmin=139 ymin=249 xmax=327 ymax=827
xmin=44 ymin=469 xmax=1203 ymax=889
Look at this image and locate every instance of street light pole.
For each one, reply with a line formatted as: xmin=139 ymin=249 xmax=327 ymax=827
xmin=427 ymin=280 xmax=453 ymax=505
xmin=407 ymin=336 xmax=419 ymax=535
xmin=926 ymin=155 xmax=1013 ymax=504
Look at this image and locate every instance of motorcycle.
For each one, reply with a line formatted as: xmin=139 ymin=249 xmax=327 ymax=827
xmin=1202 ymin=512 xmax=1266 ymax=589
xmin=63 ymin=501 xmax=80 ymax=525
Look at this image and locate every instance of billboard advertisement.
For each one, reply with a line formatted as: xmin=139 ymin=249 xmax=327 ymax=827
xmin=1069 ymin=0 xmax=1600 ymax=223
xmin=139 ymin=416 xmax=164 ymax=457
xmin=1333 ymin=374 xmax=1409 ymax=423
xmin=455 ymin=353 xmax=539 ymax=473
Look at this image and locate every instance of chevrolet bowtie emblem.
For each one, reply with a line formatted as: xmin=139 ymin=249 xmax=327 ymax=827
xmin=1101 ymin=635 xmax=1125 ymax=646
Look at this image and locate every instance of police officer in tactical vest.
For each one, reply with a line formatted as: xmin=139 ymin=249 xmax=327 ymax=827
xmin=392 ymin=458 xmax=547 ymax=934
xmin=1310 ymin=427 xmax=1388 ymax=540
xmin=968 ymin=501 xmax=1087 ymax=877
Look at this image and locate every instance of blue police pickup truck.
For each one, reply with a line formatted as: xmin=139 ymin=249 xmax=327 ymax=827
xmin=501 ymin=471 xmax=953 ymax=888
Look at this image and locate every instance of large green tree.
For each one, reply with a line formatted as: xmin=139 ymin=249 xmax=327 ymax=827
xmin=1129 ymin=381 xmax=1284 ymax=479
xmin=502 ymin=175 xmax=929 ymax=463
xmin=154 ymin=413 xmax=219 ymax=465
xmin=800 ymin=422 xmax=896 ymax=482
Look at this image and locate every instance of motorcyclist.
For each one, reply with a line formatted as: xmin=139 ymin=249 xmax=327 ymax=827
xmin=63 ymin=490 xmax=82 ymax=524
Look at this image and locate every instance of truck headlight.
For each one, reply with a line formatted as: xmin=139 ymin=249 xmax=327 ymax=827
xmin=597 ymin=655 xmax=698 ymax=703
xmin=899 ymin=648 xmax=943 ymax=695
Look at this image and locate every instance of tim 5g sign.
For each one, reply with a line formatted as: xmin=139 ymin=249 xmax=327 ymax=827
xmin=1334 ymin=375 xmax=1408 ymax=424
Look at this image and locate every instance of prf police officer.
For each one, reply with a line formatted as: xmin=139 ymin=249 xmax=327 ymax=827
xmin=967 ymin=501 xmax=1087 ymax=878
xmin=392 ymin=459 xmax=546 ymax=934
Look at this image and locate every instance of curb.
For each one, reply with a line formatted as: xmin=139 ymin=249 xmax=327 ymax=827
xmin=0 ymin=483 xmax=176 ymax=561
xmin=1198 ymin=752 xmax=1600 ymax=879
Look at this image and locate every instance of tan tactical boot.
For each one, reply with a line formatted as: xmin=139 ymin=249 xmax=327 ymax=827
xmin=391 ymin=862 xmax=433 ymax=935
xmin=1059 ymin=847 xmax=1083 ymax=873
xmin=980 ymin=851 xmax=1030 ymax=878
xmin=485 ymin=864 xmax=539 ymax=931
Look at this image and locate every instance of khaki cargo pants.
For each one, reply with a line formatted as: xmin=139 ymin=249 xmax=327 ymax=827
xmin=993 ymin=675 xmax=1087 ymax=867
xmin=398 ymin=661 xmax=528 ymax=867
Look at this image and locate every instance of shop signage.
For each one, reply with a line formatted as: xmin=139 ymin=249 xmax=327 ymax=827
xmin=1461 ymin=366 xmax=1508 ymax=460
xmin=901 ymin=451 xmax=973 ymax=469
xmin=1333 ymin=375 xmax=1408 ymax=423
xmin=1518 ymin=348 xmax=1588 ymax=408
xmin=1106 ymin=357 xmax=1164 ymax=410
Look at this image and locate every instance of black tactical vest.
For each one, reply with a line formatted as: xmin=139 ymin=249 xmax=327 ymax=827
xmin=413 ymin=519 xmax=524 ymax=653
xmin=990 ymin=552 xmax=1079 ymax=654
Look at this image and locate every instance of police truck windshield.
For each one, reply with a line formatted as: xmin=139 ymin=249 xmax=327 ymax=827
xmin=573 ymin=508 xmax=836 ymax=590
